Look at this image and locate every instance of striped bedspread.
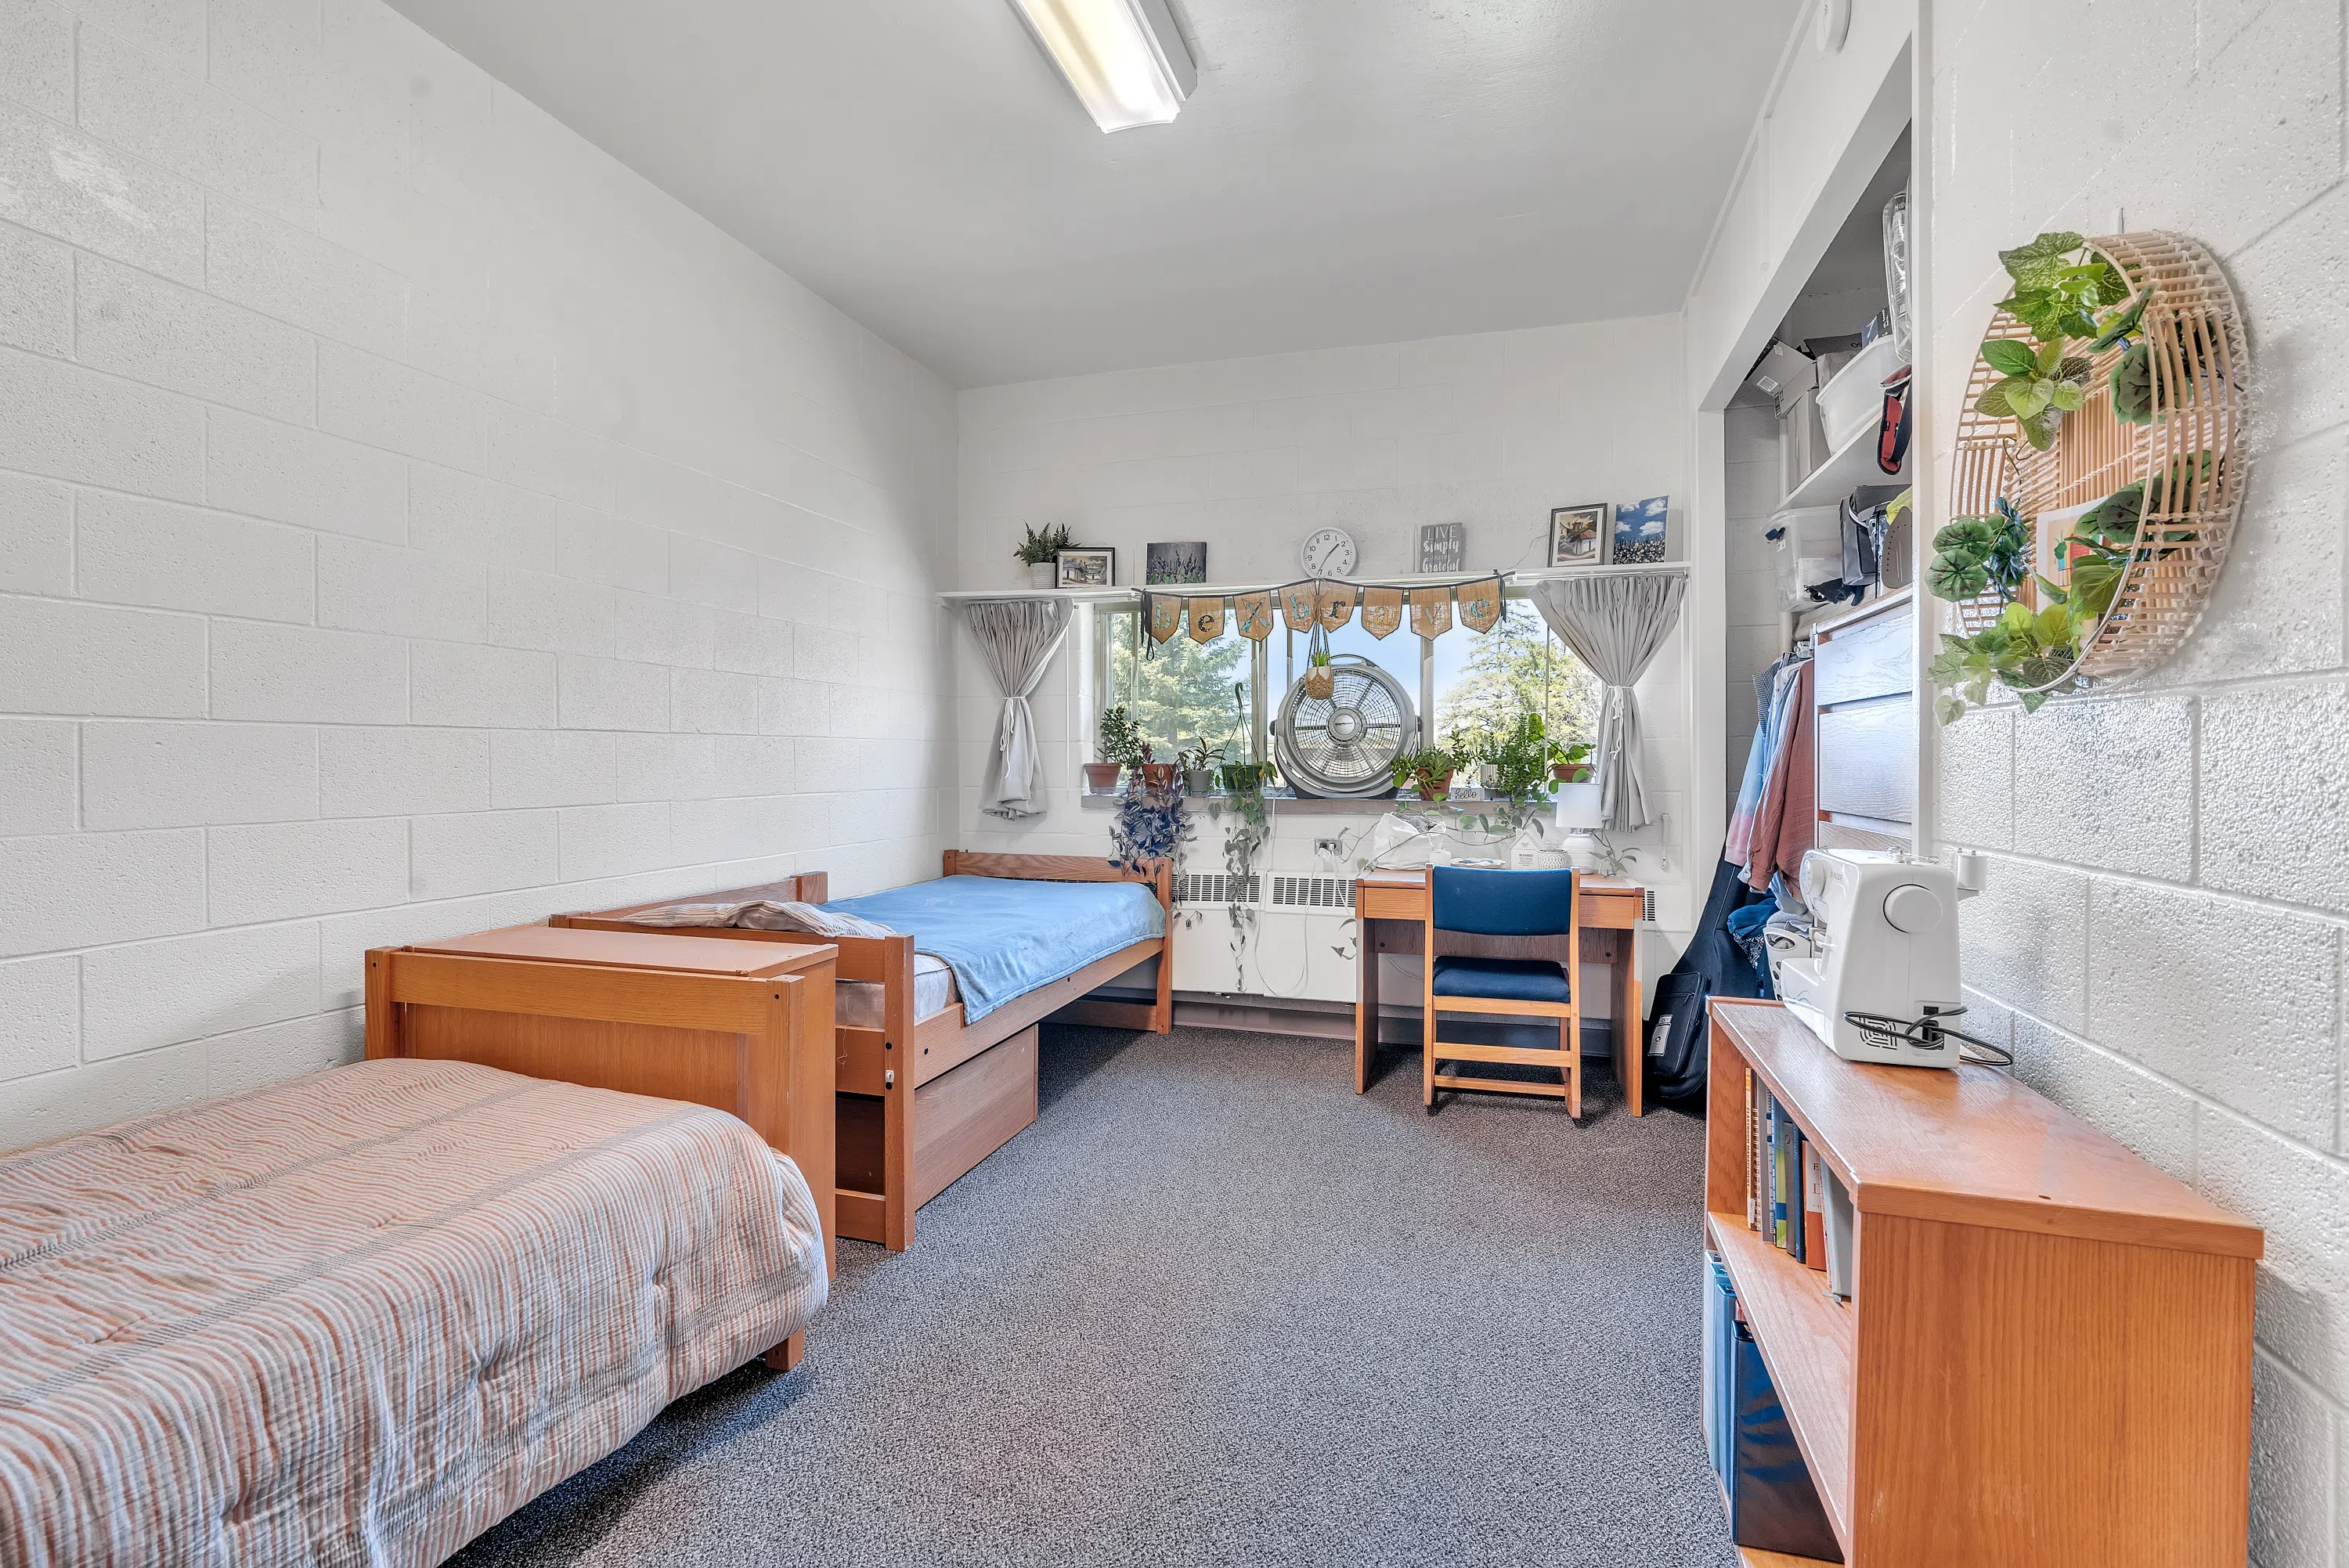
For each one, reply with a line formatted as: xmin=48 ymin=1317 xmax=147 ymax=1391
xmin=0 ymin=1059 xmax=826 ymax=1568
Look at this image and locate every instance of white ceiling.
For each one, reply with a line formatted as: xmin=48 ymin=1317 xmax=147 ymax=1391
xmin=386 ymin=0 xmax=1802 ymax=388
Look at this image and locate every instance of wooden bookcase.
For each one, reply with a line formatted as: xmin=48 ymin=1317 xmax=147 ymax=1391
xmin=1705 ymin=1000 xmax=2262 ymax=1568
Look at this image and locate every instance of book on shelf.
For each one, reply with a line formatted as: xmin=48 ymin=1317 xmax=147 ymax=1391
xmin=1800 ymin=1141 xmax=1828 ymax=1274
xmin=1820 ymin=1166 xmax=1856 ymax=1300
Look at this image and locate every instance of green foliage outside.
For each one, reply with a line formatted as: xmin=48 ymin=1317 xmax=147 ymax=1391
xmin=1106 ymin=616 xmax=1251 ymax=760
xmin=1438 ymin=604 xmax=1600 ymax=748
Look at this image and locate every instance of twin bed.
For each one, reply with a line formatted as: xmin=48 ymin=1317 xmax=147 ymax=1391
xmin=555 ymin=851 xmax=1174 ymax=1250
xmin=0 ymin=852 xmax=1171 ymax=1566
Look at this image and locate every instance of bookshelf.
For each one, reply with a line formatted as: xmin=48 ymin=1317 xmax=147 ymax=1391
xmin=1704 ymin=1000 xmax=2263 ymax=1567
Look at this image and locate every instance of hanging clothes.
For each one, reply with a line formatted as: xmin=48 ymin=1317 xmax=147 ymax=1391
xmin=1744 ymin=659 xmax=1817 ymax=889
xmin=1726 ymin=654 xmax=1799 ymax=865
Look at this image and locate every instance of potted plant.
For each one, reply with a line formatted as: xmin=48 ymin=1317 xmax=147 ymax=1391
xmin=1391 ymin=744 xmax=1456 ymax=802
xmin=1014 ymin=521 xmax=1073 ymax=589
xmin=1303 ymin=649 xmax=1335 ymax=701
xmin=1137 ymin=744 xmax=1177 ymax=791
xmin=1219 ymin=759 xmax=1275 ymax=793
xmin=1176 ymin=739 xmax=1227 ymax=798
xmin=1549 ymin=741 xmax=1593 ymax=785
xmin=1092 ymin=705 xmax=1143 ymax=793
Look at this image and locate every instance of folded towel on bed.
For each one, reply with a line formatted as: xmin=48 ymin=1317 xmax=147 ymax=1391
xmin=627 ymin=899 xmax=897 ymax=939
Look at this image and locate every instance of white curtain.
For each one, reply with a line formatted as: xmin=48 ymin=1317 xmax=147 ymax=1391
xmin=968 ymin=599 xmax=1072 ymax=820
xmin=1530 ymin=574 xmax=1687 ymax=831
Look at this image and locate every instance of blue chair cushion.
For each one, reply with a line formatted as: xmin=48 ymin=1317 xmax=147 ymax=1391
xmin=1431 ymin=866 xmax=1577 ymax=937
xmin=1431 ymin=954 xmax=1571 ymax=1004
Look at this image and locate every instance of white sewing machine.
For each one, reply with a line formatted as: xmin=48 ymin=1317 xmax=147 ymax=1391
xmin=1769 ymin=848 xmax=1976 ymax=1069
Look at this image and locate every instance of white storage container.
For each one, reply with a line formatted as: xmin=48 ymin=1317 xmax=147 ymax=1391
xmin=1771 ymin=504 xmax=1845 ymax=609
xmin=1817 ymin=333 xmax=1903 ymax=451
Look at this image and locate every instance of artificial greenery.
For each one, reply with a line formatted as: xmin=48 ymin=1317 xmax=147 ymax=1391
xmin=1972 ymin=232 xmax=2143 ymax=451
xmin=1097 ymin=705 xmax=1149 ymax=768
xmin=1926 ymin=499 xmax=2031 ymax=604
xmin=1926 ymin=600 xmax=2085 ymax=721
xmin=1014 ymin=521 xmax=1074 ymax=565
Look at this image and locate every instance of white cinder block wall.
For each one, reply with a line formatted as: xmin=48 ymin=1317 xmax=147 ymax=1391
xmin=0 ymin=0 xmax=957 ymax=1149
xmin=1928 ymin=2 xmax=2349 ymax=1561
xmin=951 ymin=319 xmax=1698 ymax=903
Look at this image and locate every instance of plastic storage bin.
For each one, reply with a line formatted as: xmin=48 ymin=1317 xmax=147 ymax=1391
xmin=1771 ymin=505 xmax=1844 ymax=609
xmin=1817 ymin=332 xmax=1901 ymax=451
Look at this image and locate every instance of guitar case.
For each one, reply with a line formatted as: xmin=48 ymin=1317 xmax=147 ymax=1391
xmin=1644 ymin=858 xmax=1773 ymax=1105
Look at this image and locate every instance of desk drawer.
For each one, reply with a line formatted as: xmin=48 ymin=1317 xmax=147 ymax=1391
xmin=1359 ymin=881 xmax=1424 ymax=921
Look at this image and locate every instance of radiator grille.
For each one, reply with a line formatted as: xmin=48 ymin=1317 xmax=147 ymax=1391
xmin=1174 ymin=872 xmax=1261 ymax=905
xmin=1268 ymin=875 xmax=1355 ymax=909
xmin=1642 ymin=889 xmax=1658 ymax=924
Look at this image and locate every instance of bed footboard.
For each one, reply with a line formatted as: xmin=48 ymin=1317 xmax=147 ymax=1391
xmin=364 ymin=940 xmax=838 ymax=1274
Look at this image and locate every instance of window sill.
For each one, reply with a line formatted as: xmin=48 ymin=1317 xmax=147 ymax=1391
xmin=1075 ymin=791 xmax=1564 ymax=817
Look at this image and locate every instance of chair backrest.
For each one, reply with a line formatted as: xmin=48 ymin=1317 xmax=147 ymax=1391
xmin=1430 ymin=866 xmax=1577 ymax=937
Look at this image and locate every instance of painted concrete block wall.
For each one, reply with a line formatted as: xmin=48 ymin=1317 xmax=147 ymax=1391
xmin=0 ymin=0 xmax=956 ymax=1150
xmin=1723 ymin=402 xmax=1787 ymax=802
xmin=1926 ymin=2 xmax=2349 ymax=1559
xmin=952 ymin=319 xmax=1697 ymax=919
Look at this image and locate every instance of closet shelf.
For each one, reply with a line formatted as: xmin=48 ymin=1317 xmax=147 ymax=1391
xmin=1781 ymin=420 xmax=1907 ymax=512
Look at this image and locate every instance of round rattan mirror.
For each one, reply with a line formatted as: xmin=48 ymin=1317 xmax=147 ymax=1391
xmin=1946 ymin=232 xmax=2250 ymax=694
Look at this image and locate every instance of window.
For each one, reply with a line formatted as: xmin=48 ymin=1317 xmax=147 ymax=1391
xmin=1092 ymin=591 xmax=1600 ymax=768
xmin=1101 ymin=611 xmax=1256 ymax=763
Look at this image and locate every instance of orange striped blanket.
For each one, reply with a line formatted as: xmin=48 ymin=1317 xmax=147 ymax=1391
xmin=0 ymin=1058 xmax=826 ymax=1568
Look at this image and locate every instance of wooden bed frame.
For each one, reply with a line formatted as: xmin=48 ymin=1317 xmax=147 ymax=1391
xmin=554 ymin=852 xmax=1174 ymax=1252
xmin=363 ymin=924 xmax=839 ymax=1370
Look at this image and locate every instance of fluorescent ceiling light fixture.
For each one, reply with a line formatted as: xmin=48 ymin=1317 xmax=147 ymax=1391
xmin=1009 ymin=0 xmax=1196 ymax=132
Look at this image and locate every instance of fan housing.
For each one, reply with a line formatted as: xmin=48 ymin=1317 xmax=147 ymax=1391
xmin=1274 ymin=655 xmax=1416 ymax=799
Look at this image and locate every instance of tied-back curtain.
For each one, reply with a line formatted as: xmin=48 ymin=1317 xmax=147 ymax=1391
xmin=968 ymin=599 xmax=1072 ymax=820
xmin=1530 ymin=574 xmax=1687 ymax=831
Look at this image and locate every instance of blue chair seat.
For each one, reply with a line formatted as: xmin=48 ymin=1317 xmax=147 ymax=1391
xmin=1431 ymin=954 xmax=1571 ymax=1004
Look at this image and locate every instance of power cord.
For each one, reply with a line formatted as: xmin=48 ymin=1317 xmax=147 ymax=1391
xmin=1841 ymin=1007 xmax=2015 ymax=1070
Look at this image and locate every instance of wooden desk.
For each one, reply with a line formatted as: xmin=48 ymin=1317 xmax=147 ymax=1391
xmin=1352 ymin=871 xmax=1649 ymax=1116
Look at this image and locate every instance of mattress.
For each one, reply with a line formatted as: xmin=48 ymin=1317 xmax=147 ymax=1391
xmin=0 ymin=1058 xmax=827 ymax=1568
xmin=838 ymin=951 xmax=958 ymax=1029
xmin=824 ymin=874 xmax=1164 ymax=1022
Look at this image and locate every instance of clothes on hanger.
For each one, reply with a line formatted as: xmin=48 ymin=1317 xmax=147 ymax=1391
xmin=1743 ymin=658 xmax=1817 ymax=891
xmin=1727 ymin=652 xmax=1804 ymax=867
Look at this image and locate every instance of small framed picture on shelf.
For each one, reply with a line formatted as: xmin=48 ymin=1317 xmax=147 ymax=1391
xmin=1055 ymin=547 xmax=1116 ymax=588
xmin=1145 ymin=541 xmax=1207 ymax=585
xmin=1611 ymin=496 xmax=1670 ymax=564
xmin=1546 ymin=503 xmax=1607 ymax=568
xmin=1417 ymin=522 xmax=1465 ymax=574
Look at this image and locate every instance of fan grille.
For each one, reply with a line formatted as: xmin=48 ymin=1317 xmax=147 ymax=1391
xmin=1276 ymin=660 xmax=1416 ymax=798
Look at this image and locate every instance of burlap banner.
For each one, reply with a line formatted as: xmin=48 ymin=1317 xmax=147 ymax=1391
xmin=1187 ymin=597 xmax=1225 ymax=643
xmin=1409 ymin=586 xmax=1452 ymax=639
xmin=1148 ymin=593 xmax=1183 ymax=643
xmin=1458 ymin=575 xmax=1504 ymax=633
xmin=1280 ymin=582 xmax=1318 ymax=633
xmin=1314 ymin=580 xmax=1355 ymax=630
xmin=1359 ymin=585 xmax=1403 ymax=639
xmin=1234 ymin=591 xmax=1277 ymax=641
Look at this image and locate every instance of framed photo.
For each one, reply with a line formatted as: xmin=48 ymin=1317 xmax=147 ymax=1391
xmin=1055 ymin=547 xmax=1115 ymax=589
xmin=1146 ymin=541 xmax=1207 ymax=585
xmin=1546 ymin=503 xmax=1607 ymax=568
xmin=1417 ymin=522 xmax=1465 ymax=574
xmin=1611 ymin=496 xmax=1669 ymax=564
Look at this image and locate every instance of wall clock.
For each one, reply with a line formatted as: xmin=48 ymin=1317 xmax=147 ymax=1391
xmin=1298 ymin=526 xmax=1357 ymax=578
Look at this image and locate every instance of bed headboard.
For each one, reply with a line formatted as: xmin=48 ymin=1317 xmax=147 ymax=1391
xmin=940 ymin=851 xmax=1172 ymax=913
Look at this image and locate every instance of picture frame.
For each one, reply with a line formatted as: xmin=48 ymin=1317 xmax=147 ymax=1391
xmin=1611 ymin=496 xmax=1669 ymax=564
xmin=1055 ymin=547 xmax=1116 ymax=589
xmin=1145 ymin=541 xmax=1207 ymax=585
xmin=1546 ymin=504 xmax=1607 ymax=568
xmin=1416 ymin=522 xmax=1465 ymax=575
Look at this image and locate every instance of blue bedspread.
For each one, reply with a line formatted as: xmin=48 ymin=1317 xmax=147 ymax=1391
xmin=824 ymin=875 xmax=1165 ymax=1023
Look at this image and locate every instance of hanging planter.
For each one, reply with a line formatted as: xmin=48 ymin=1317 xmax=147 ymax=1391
xmin=1931 ymin=231 xmax=2250 ymax=721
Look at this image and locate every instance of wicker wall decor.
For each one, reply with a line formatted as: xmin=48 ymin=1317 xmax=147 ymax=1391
xmin=1946 ymin=232 xmax=2250 ymax=691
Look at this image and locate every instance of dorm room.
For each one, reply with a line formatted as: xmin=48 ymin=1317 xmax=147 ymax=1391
xmin=0 ymin=1 xmax=2334 ymax=1565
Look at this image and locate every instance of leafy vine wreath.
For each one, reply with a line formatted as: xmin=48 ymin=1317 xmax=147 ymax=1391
xmin=1927 ymin=232 xmax=2250 ymax=722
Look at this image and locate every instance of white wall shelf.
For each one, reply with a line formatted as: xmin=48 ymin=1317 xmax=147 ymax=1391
xmin=937 ymin=561 xmax=1690 ymax=606
xmin=1781 ymin=420 xmax=1908 ymax=513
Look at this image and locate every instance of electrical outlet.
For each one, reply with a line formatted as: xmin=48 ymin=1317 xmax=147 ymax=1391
xmin=1315 ymin=837 xmax=1342 ymax=858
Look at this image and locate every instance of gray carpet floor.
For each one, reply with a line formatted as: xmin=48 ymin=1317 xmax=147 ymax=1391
xmin=449 ymin=1026 xmax=1741 ymax=1567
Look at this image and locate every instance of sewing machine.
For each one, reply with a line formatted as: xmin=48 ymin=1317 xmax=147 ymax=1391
xmin=1768 ymin=847 xmax=1976 ymax=1069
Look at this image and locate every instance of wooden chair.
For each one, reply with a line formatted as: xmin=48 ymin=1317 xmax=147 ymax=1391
xmin=1421 ymin=865 xmax=1582 ymax=1118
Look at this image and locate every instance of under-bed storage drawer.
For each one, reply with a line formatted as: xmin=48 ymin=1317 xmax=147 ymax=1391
xmin=914 ymin=1025 xmax=1038 ymax=1209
